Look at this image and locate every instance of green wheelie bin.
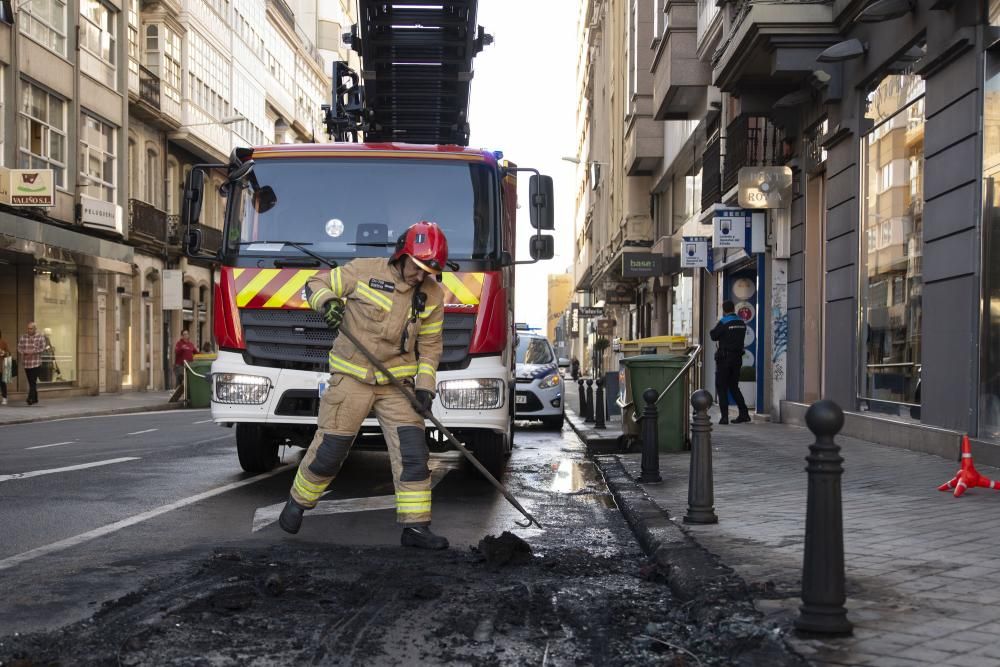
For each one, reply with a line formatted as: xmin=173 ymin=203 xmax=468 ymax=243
xmin=185 ymin=353 xmax=215 ymax=409
xmin=620 ymin=354 xmax=689 ymax=452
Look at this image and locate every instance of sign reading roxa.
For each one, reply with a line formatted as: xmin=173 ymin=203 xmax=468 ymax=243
xmin=621 ymin=252 xmax=662 ymax=278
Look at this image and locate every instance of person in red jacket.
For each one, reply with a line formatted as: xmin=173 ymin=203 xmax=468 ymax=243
xmin=173 ymin=329 xmax=197 ymax=389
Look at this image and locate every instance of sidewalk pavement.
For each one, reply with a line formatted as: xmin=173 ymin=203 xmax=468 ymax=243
xmin=566 ymin=397 xmax=1000 ymax=667
xmin=0 ymin=390 xmax=184 ymax=426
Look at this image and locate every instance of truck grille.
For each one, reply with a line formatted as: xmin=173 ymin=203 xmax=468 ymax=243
xmin=239 ymin=309 xmax=476 ymax=372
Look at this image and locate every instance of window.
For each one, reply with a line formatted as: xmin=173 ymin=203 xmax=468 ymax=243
xmin=80 ymin=113 xmax=115 ymax=202
xmin=18 ymin=80 xmax=66 ymax=187
xmin=146 ymin=24 xmax=182 ymax=103
xmin=127 ymin=0 xmax=138 ymax=62
xmin=166 ymin=157 xmax=179 ymax=214
xmin=20 ymin=0 xmax=67 ymax=55
xmin=0 ymin=67 xmax=5 ymax=166
xmin=145 ymin=147 xmax=159 ymax=207
xmin=860 ymin=66 xmax=925 ymax=409
xmin=652 ymin=0 xmax=665 ymax=41
xmin=80 ymin=0 xmax=116 ymax=66
xmin=128 ymin=138 xmax=137 ymax=196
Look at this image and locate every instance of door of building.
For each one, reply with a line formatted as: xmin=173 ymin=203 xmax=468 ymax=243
xmin=143 ymin=301 xmax=153 ymax=390
xmin=98 ymin=292 xmax=107 ymax=393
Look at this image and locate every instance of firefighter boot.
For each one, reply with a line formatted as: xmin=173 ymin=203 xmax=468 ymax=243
xmin=279 ymin=496 xmax=308 ymax=534
xmin=401 ymin=524 xmax=449 ymax=550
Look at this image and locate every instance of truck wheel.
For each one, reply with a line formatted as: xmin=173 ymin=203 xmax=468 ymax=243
xmin=236 ymin=423 xmax=279 ymax=473
xmin=467 ymin=430 xmax=506 ymax=480
xmin=542 ymin=413 xmax=564 ymax=430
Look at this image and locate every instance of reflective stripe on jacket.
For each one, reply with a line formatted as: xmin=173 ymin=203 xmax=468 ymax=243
xmin=306 ymin=257 xmax=444 ymax=394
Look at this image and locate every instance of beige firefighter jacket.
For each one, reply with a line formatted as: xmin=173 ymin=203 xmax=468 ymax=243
xmin=306 ymin=257 xmax=444 ymax=394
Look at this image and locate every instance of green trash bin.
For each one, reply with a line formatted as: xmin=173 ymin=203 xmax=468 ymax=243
xmin=621 ymin=354 xmax=689 ymax=452
xmin=185 ymin=353 xmax=215 ymax=409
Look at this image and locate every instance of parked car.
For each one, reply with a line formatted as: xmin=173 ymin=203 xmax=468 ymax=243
xmin=514 ymin=333 xmax=564 ymax=429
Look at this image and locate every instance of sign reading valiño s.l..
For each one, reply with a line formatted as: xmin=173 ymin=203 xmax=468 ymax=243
xmin=0 ymin=167 xmax=55 ymax=207
xmin=621 ymin=252 xmax=662 ymax=278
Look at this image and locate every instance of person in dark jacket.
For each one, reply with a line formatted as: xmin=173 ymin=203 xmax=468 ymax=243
xmin=710 ymin=300 xmax=751 ymax=425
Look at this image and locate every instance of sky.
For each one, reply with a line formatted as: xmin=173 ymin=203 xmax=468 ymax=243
xmin=467 ymin=0 xmax=580 ymax=331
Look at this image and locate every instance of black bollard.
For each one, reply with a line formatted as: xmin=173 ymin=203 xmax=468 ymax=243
xmin=638 ymin=388 xmax=662 ymax=483
xmin=594 ymin=377 xmax=606 ymax=429
xmin=685 ymin=389 xmax=718 ymax=524
xmin=577 ymin=379 xmax=586 ymax=419
xmin=585 ymin=379 xmax=595 ymax=423
xmin=795 ymin=400 xmax=853 ymax=636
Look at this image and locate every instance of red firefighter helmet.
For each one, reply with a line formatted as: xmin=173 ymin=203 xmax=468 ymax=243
xmin=392 ymin=221 xmax=448 ymax=274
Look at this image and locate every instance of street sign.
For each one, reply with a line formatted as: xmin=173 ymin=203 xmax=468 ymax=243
xmin=621 ymin=252 xmax=662 ymax=277
xmin=681 ymin=236 xmax=710 ymax=268
xmin=579 ymin=306 xmax=604 ymax=318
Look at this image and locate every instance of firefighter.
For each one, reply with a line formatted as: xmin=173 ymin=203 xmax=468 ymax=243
xmin=710 ymin=300 xmax=751 ymax=425
xmin=279 ymin=221 xmax=449 ymax=550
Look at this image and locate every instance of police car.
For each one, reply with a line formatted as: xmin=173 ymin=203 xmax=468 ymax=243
xmin=514 ymin=328 xmax=564 ymax=429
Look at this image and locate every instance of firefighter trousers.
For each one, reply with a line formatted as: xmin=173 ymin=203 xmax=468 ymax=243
xmin=290 ymin=373 xmax=432 ymax=524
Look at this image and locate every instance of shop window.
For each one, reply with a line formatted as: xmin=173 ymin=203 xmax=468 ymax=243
xmin=859 ymin=58 xmax=925 ymax=412
xmin=980 ymin=51 xmax=1000 ymax=438
xmin=18 ymin=80 xmax=66 ymax=187
xmin=33 ymin=267 xmax=77 ymax=383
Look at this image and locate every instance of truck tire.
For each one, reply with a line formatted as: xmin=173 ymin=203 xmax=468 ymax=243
xmin=467 ymin=430 xmax=506 ymax=480
xmin=236 ymin=423 xmax=279 ymax=473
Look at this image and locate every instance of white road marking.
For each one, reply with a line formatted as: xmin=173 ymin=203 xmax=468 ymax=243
xmin=126 ymin=428 xmax=158 ymax=436
xmin=9 ymin=409 xmax=211 ymax=426
xmin=251 ymin=454 xmax=461 ymax=532
xmin=0 ymin=457 xmax=140 ymax=483
xmin=193 ymin=419 xmax=214 ymax=424
xmin=25 ymin=441 xmax=76 ymax=450
xmin=0 ymin=461 xmax=296 ymax=572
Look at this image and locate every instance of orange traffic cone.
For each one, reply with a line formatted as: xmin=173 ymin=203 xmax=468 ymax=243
xmin=938 ymin=436 xmax=1000 ymax=497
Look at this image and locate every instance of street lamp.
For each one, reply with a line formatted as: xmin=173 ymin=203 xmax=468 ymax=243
xmin=177 ymin=115 xmax=244 ymax=129
xmin=561 ymin=156 xmax=609 ymax=166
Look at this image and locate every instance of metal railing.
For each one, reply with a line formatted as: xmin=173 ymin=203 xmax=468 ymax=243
xmin=200 ymin=225 xmax=223 ymax=254
xmin=138 ymin=65 xmax=160 ymax=109
xmin=128 ymin=198 xmax=168 ymax=243
xmin=702 ymin=136 xmax=722 ymax=210
xmin=723 ymin=115 xmax=785 ymax=192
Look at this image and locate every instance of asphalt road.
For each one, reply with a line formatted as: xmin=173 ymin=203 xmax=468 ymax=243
xmin=0 ymin=411 xmax=563 ymax=634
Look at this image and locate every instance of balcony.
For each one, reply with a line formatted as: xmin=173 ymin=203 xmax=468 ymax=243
xmin=128 ymin=199 xmax=168 ymax=248
xmin=711 ymin=0 xmax=837 ymax=93
xmin=139 ymin=65 xmax=160 ymax=109
xmin=625 ymin=101 xmax=664 ymax=176
xmin=723 ymin=115 xmax=785 ymax=193
xmin=167 ymin=214 xmax=181 ymax=248
xmin=701 ymin=133 xmax=722 ymax=210
xmin=652 ymin=0 xmax=712 ymax=120
xmin=200 ymin=225 xmax=223 ymax=255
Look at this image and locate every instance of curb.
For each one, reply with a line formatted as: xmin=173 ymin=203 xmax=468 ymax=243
xmin=564 ymin=408 xmax=623 ymax=455
xmin=594 ymin=454 xmax=740 ymax=602
xmin=0 ymin=401 xmax=187 ymax=427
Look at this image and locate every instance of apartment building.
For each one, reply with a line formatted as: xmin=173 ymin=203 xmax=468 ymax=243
xmin=571 ymin=0 xmax=1000 ymax=462
xmin=0 ymin=0 xmax=348 ymax=400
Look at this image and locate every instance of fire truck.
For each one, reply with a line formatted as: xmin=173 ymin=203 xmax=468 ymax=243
xmin=181 ymin=1 xmax=554 ymax=478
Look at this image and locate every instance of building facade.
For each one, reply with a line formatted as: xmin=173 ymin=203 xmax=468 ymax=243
xmin=0 ymin=0 xmax=351 ymax=400
xmin=571 ymin=0 xmax=1000 ymax=462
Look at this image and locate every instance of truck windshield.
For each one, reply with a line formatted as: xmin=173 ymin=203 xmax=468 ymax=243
xmin=229 ymin=157 xmax=497 ymax=260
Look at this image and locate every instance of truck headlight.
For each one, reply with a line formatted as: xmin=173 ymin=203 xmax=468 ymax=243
xmin=437 ymin=379 xmax=505 ymax=410
xmin=214 ymin=373 xmax=271 ymax=405
xmin=539 ymin=373 xmax=561 ymax=389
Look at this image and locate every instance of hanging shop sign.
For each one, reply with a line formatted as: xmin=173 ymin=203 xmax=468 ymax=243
xmin=79 ymin=195 xmax=123 ymax=234
xmin=680 ymin=236 xmax=711 ymax=269
xmin=162 ymin=269 xmax=183 ymax=310
xmin=596 ymin=318 xmax=615 ymax=335
xmin=0 ymin=168 xmax=55 ymax=207
xmin=714 ymin=209 xmax=750 ymax=248
xmin=604 ymin=283 xmax=634 ymax=305
xmin=578 ymin=305 xmax=604 ymax=318
xmin=738 ymin=166 xmax=793 ymax=209
xmin=621 ymin=252 xmax=662 ymax=278
xmin=569 ymin=303 xmax=580 ymax=337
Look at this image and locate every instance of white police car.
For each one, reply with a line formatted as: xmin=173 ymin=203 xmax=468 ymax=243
xmin=514 ymin=332 xmax=564 ymax=429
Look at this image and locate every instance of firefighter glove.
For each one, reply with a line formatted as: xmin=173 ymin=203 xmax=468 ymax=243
xmin=322 ymin=299 xmax=345 ymax=332
xmin=415 ymin=389 xmax=434 ymax=415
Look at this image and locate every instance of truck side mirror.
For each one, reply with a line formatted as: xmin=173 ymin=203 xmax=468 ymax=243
xmin=529 ymin=234 xmax=554 ymax=260
xmin=529 ymin=175 xmax=554 ymax=230
xmin=182 ymin=169 xmax=205 ymax=229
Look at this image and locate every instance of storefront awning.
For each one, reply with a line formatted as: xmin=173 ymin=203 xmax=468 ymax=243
xmin=0 ymin=212 xmax=134 ymax=274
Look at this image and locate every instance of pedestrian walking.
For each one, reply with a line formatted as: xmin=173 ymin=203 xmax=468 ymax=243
xmin=0 ymin=329 xmax=11 ymax=405
xmin=278 ymin=221 xmax=449 ymax=550
xmin=571 ymin=357 xmax=580 ymax=381
xmin=710 ymin=300 xmax=750 ymax=425
xmin=174 ymin=329 xmax=197 ymax=389
xmin=17 ymin=321 xmax=46 ymax=405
